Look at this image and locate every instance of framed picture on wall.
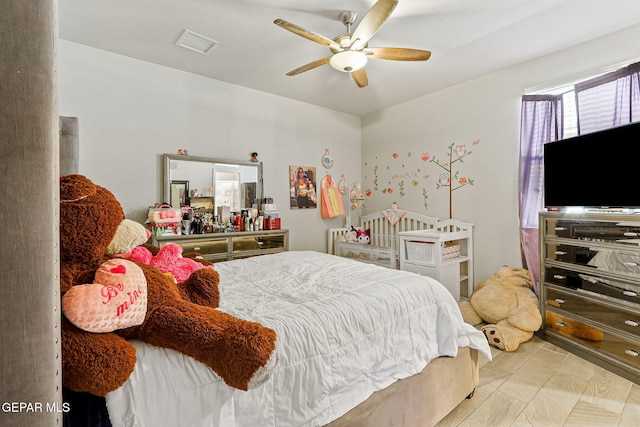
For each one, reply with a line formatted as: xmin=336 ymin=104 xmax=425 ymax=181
xmin=289 ymin=165 xmax=317 ymax=209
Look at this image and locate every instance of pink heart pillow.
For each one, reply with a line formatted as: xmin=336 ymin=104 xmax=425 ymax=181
xmin=62 ymin=259 xmax=147 ymax=333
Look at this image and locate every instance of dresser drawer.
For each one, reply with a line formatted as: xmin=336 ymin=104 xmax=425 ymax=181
xmin=572 ymin=226 xmax=640 ymax=241
xmin=545 ymin=287 xmax=640 ymax=339
xmin=402 ymin=263 xmax=436 ymax=278
xmin=545 ymin=311 xmax=640 ymax=369
xmin=545 ymin=243 xmax=597 ymax=265
xmin=172 ymin=237 xmax=231 ymax=256
xmin=545 ymin=266 xmax=640 ymax=304
xmin=258 ymin=235 xmax=287 ymax=250
xmin=545 ymin=266 xmax=584 ymax=289
xmin=546 ymin=218 xmax=640 ymax=242
xmin=546 ymin=243 xmax=640 ymax=278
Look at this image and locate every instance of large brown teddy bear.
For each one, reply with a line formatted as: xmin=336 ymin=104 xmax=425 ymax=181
xmin=60 ymin=174 xmax=277 ymax=396
xmin=458 ymin=265 xmax=542 ymax=352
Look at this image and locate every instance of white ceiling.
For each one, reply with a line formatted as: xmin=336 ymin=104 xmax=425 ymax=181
xmin=58 ymin=0 xmax=640 ymax=117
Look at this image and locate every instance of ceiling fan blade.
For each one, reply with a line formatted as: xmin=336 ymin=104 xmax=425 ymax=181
xmin=274 ymin=18 xmax=342 ymax=51
xmin=365 ymin=47 xmax=431 ymax=61
xmin=350 ymin=0 xmax=398 ymax=50
xmin=350 ymin=68 xmax=368 ymax=88
xmin=286 ymin=56 xmax=331 ymax=76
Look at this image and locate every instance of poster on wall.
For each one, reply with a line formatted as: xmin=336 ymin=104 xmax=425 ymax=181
xmin=289 ymin=165 xmax=317 ymax=209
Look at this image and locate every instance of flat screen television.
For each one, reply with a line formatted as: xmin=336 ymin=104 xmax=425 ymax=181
xmin=543 ymin=121 xmax=640 ymax=210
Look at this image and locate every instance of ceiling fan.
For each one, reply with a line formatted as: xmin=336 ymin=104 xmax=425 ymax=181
xmin=273 ymin=0 xmax=431 ymax=88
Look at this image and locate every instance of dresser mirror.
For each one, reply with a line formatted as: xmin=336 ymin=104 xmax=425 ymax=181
xmin=163 ymin=153 xmax=262 ymax=212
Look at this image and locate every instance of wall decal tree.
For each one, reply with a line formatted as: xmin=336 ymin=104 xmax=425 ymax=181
xmin=430 ymin=141 xmax=477 ymax=218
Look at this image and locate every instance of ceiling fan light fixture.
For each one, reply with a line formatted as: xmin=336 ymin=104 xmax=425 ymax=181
xmin=329 ymin=50 xmax=368 ymax=72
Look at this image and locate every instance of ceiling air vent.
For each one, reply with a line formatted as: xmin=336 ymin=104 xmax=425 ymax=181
xmin=175 ymin=29 xmax=219 ymax=55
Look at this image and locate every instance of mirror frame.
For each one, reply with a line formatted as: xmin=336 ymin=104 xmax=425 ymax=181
xmin=163 ymin=153 xmax=263 ymax=209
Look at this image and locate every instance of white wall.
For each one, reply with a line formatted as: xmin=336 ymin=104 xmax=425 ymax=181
xmin=58 ymin=40 xmax=361 ymax=252
xmin=362 ymin=23 xmax=640 ymax=283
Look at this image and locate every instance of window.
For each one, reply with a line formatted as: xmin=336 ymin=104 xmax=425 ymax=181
xmin=519 ymin=59 xmax=640 ymax=290
xmin=575 ymin=61 xmax=640 ymax=134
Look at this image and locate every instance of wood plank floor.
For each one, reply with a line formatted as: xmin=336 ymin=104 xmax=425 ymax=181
xmin=436 ymin=335 xmax=640 ymax=426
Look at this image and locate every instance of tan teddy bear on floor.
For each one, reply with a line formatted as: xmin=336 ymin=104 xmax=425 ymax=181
xmin=458 ymin=265 xmax=542 ymax=351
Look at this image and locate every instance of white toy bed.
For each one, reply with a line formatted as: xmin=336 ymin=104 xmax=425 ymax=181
xmin=328 ymin=210 xmax=439 ymax=256
xmin=105 ymin=251 xmax=490 ymax=427
xmin=329 ymin=209 xmax=472 ymax=271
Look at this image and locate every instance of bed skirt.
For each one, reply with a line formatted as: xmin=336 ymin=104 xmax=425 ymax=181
xmin=326 ymin=347 xmax=479 ymax=427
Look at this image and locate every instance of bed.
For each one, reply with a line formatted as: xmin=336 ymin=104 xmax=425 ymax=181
xmin=59 ymin=121 xmax=489 ymax=426
xmin=102 ymin=251 xmax=490 ymax=427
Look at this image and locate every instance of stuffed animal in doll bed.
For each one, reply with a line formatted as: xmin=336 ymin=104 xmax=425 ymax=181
xmin=59 ymin=174 xmax=277 ymax=396
xmin=339 ymin=226 xmax=371 ymax=244
xmin=343 ymin=227 xmax=358 ymax=243
xmin=354 ymin=227 xmax=371 ymax=244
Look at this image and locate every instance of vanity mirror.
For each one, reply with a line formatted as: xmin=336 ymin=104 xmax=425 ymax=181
xmin=163 ymin=154 xmax=263 ymax=213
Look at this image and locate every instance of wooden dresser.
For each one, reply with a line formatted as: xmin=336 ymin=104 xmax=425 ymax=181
xmin=539 ymin=212 xmax=640 ymax=383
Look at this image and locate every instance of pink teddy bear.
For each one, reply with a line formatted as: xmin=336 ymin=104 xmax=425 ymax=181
xmin=119 ymin=243 xmax=214 ymax=283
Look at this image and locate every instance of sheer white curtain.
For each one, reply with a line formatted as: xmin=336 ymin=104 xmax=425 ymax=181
xmin=519 ymin=95 xmax=563 ymax=294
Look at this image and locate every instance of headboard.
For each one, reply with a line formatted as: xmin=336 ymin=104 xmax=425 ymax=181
xmin=59 ymin=116 xmax=79 ymax=175
xmin=328 ymin=210 xmax=439 ymax=255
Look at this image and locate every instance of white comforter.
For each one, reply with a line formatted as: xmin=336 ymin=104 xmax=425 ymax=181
xmin=106 ymin=251 xmax=491 ymax=427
